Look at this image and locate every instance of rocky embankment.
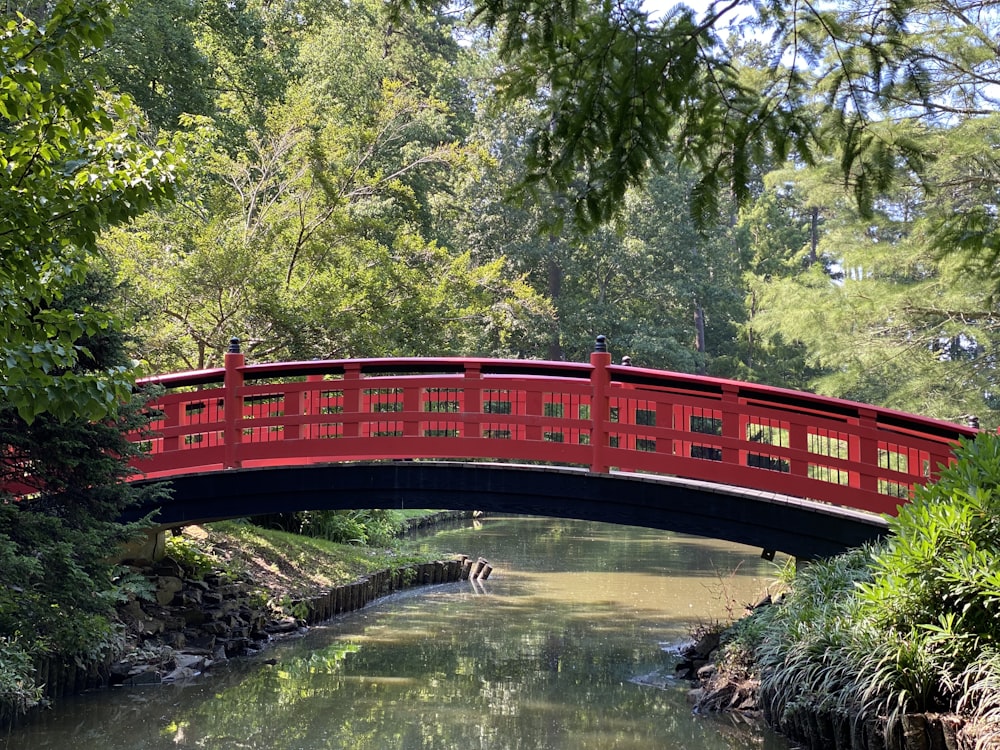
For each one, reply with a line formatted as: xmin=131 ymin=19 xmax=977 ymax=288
xmin=23 ymin=548 xmax=488 ymax=716
xmin=676 ymin=628 xmax=759 ymax=716
xmin=111 ymin=555 xmax=280 ymax=687
xmin=109 ymin=552 xmax=485 ymax=688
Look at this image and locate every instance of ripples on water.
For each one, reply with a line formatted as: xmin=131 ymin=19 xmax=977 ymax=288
xmin=5 ymin=516 xmax=792 ymax=750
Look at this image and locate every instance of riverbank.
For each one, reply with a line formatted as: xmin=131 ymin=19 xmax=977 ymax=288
xmin=679 ymin=436 xmax=1000 ymax=750
xmin=2 ymin=512 xmax=481 ymax=730
xmin=689 ymin=611 xmax=992 ymax=750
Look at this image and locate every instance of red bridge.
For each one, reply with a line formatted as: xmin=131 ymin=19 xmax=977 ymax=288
xmin=124 ymin=337 xmax=975 ymax=559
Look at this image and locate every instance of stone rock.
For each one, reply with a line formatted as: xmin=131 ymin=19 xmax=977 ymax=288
xmin=173 ymin=653 xmax=207 ymax=671
xmin=162 ymin=666 xmax=201 ymax=683
xmin=162 ymin=631 xmax=187 ymax=649
xmin=221 ymin=637 xmax=251 ymax=657
xmin=216 ymin=583 xmax=243 ymax=599
xmin=175 ymin=589 xmax=203 ymax=607
xmin=140 ymin=616 xmax=165 ymax=636
xmin=109 ymin=661 xmax=133 ymax=683
xmin=202 ymin=621 xmax=229 ymax=635
xmin=697 ymin=663 xmax=717 ymax=680
xmin=202 ymin=591 xmax=224 ymax=606
xmin=692 ymin=631 xmax=721 ymax=660
xmin=121 ymin=668 xmax=162 ymax=687
xmin=153 ymin=557 xmax=184 ymax=578
xmin=184 ymin=633 xmax=217 ymax=652
xmin=155 ymin=576 xmax=184 ymax=606
xmin=176 ymin=606 xmax=207 ymax=626
xmin=265 ymin=617 xmax=300 ymax=634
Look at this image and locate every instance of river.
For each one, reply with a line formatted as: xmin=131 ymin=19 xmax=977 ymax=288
xmin=4 ymin=516 xmax=791 ymax=749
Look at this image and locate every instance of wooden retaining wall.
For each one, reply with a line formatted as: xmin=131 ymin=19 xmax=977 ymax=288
xmin=761 ymin=685 xmax=983 ymax=750
xmin=293 ymin=556 xmax=481 ymax=625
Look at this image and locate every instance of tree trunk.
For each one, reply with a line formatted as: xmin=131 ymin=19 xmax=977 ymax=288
xmin=694 ymin=302 xmax=706 ymax=374
xmin=547 ymin=257 xmax=563 ymax=361
xmin=809 ymin=206 xmax=819 ymax=265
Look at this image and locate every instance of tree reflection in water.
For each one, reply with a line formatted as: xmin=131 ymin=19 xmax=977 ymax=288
xmin=8 ymin=518 xmax=790 ymax=750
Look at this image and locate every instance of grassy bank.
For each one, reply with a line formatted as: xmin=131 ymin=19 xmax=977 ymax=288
xmin=178 ymin=516 xmax=458 ymax=602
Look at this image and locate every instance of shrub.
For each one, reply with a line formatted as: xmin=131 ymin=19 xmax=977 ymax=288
xmin=730 ymin=434 xmax=1000 ymax=741
xmin=286 ymin=509 xmax=405 ymax=547
xmin=0 ymin=637 xmax=40 ymax=720
xmin=854 ymin=434 xmax=1000 ymax=726
xmin=164 ymin=535 xmax=217 ymax=580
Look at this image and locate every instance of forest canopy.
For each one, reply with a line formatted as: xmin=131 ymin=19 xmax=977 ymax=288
xmin=2 ymin=0 xmax=1000 ymax=424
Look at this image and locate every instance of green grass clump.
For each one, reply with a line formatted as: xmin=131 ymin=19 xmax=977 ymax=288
xmin=723 ymin=434 xmax=1000 ymax=744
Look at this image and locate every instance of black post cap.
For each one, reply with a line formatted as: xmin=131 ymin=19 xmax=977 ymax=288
xmin=228 ymin=337 xmax=241 ymax=354
xmin=594 ymin=335 xmax=608 ymax=353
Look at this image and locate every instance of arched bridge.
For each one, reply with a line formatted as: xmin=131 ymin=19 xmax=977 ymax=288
xmin=122 ymin=339 xmax=976 ymax=559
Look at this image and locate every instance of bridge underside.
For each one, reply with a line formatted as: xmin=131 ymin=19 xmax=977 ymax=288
xmin=130 ymin=462 xmax=889 ymax=560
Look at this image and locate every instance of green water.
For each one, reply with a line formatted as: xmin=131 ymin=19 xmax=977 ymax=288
xmin=4 ymin=516 xmax=791 ymax=749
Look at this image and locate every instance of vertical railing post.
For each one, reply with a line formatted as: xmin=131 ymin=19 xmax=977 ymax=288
xmin=289 ymin=374 xmax=323 ymax=441
xmin=857 ymin=407 xmax=880 ymax=498
xmin=343 ymin=363 xmax=362 ymax=438
xmin=223 ymin=337 xmax=245 ymax=469
xmin=464 ymin=362 xmax=481 ymax=441
xmin=403 ymin=382 xmax=421 ymax=438
xmin=162 ymin=400 xmax=181 ymax=455
xmin=590 ymin=335 xmax=612 ymax=473
xmin=721 ymin=383 xmax=741 ymax=469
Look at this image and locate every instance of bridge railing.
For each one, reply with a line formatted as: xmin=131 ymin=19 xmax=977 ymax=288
xmin=129 ymin=339 xmax=977 ymax=517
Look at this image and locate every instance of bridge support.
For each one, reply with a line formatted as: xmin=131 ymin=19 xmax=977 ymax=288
xmin=129 ymin=462 xmax=890 ymax=560
xmin=119 ymin=528 xmax=167 ymax=565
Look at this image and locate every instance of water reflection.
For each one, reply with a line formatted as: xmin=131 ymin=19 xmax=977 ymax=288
xmin=5 ymin=517 xmax=790 ymax=750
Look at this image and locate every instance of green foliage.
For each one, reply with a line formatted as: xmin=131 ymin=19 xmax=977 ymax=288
xmin=957 ymin=649 xmax=1000 ymax=743
xmin=282 ymin=510 xmax=406 ymax=548
xmin=727 ymin=434 xmax=1000 ymax=739
xmin=101 ymin=0 xmax=212 ymax=129
xmin=164 ymin=535 xmax=217 ymax=580
xmin=0 ymin=636 xmax=41 ymax=717
xmin=746 ymin=151 xmax=1000 ymax=423
xmin=0 ymin=268 xmax=168 ymax=720
xmin=859 ymin=436 xmax=1000 ymax=651
xmin=473 ymin=0 xmax=816 ymax=228
xmin=99 ymin=0 xmax=554 ymax=370
xmin=0 ymin=0 xmax=180 ymax=423
xmin=750 ymin=549 xmax=874 ymax=721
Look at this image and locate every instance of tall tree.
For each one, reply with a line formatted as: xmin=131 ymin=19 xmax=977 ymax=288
xmin=0 ymin=268 xmax=165 ymax=716
xmin=407 ymin=0 xmax=1000 ymax=245
xmin=100 ymin=0 xmax=213 ymax=130
xmin=103 ymin=0 xmax=553 ymax=369
xmin=728 ymin=182 xmax=824 ymax=388
xmin=752 ymin=148 xmax=1000 ymax=425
